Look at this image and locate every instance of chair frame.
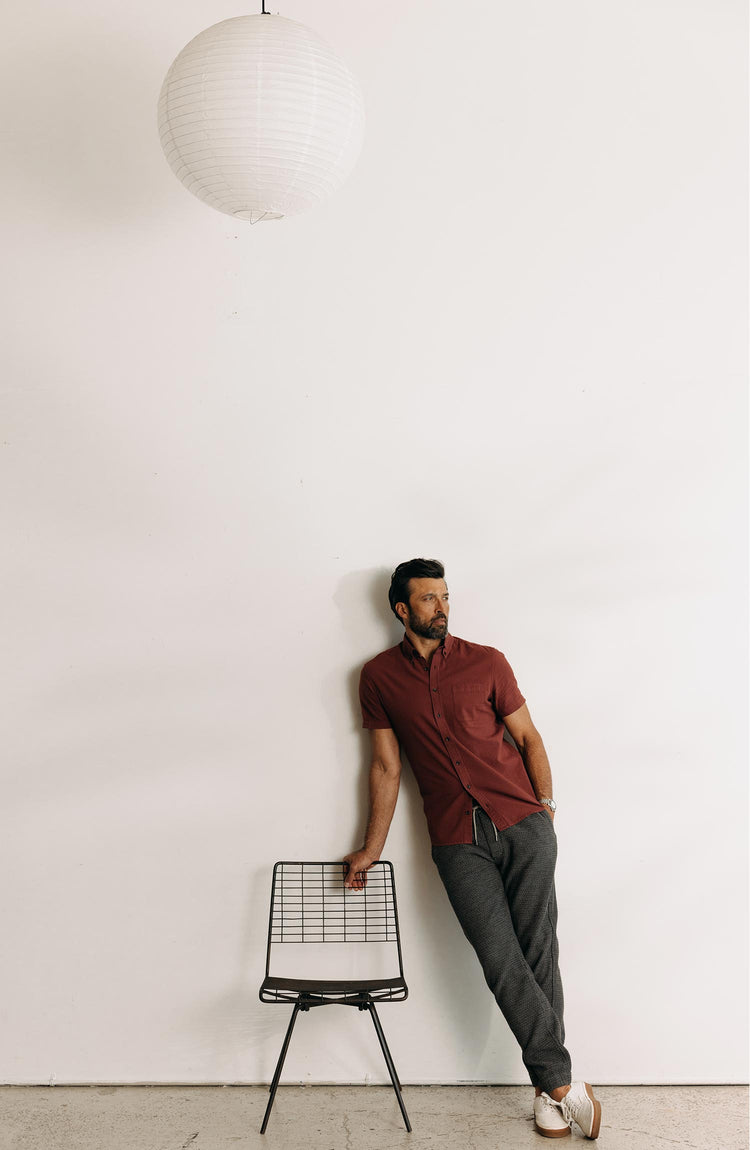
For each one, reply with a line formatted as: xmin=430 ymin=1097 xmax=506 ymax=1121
xmin=258 ymin=860 xmax=411 ymax=1134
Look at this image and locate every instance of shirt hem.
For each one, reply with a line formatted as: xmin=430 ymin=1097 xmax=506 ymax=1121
xmin=430 ymin=803 xmax=545 ymax=847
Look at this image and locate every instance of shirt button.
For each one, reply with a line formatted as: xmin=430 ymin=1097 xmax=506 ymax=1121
xmin=466 ymin=783 xmax=472 ymax=790
xmin=455 ymin=760 xmax=461 ymax=765
xmin=432 ymin=688 xmax=438 ymax=692
xmin=437 ymin=712 xmax=441 ymax=717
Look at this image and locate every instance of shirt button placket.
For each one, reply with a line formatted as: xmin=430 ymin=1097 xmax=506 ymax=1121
xmin=432 ymin=663 xmax=458 ymax=778
xmin=430 ymin=666 xmax=439 ymax=723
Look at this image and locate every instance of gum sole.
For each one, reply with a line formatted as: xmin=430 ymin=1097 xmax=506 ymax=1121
xmin=534 ymin=1120 xmax=571 ymax=1138
xmin=584 ymin=1083 xmax=602 ymax=1139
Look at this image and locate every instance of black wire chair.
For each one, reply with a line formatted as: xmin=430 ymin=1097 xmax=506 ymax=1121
xmin=259 ymin=860 xmax=410 ymax=1134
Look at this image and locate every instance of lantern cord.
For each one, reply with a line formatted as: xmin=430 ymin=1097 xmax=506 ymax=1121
xmin=261 ymin=1 xmax=268 ymax=11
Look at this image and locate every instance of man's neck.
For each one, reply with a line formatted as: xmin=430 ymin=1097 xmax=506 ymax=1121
xmin=404 ymin=628 xmax=443 ymax=666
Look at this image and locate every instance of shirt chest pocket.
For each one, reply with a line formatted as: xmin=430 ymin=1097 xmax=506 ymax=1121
xmin=450 ymin=684 xmax=498 ymax=736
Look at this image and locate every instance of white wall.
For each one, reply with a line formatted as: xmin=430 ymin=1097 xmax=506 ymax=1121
xmin=1 ymin=0 xmax=746 ymax=1085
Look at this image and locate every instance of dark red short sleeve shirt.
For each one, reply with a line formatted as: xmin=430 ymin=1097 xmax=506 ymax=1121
xmin=359 ymin=633 xmax=543 ymax=845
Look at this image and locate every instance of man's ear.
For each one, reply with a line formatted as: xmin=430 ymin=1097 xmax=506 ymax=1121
xmin=395 ymin=601 xmax=407 ymax=625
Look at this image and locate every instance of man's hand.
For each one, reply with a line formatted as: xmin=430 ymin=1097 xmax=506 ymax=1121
xmin=342 ymin=849 xmax=376 ymax=891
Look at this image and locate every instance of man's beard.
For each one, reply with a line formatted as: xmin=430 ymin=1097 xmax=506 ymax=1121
xmin=408 ymin=609 xmax=448 ymax=640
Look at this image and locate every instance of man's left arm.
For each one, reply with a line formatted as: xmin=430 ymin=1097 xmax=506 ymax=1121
xmin=504 ymin=703 xmax=555 ymax=821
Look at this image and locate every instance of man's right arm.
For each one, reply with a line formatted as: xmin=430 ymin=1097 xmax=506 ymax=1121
xmin=343 ymin=728 xmax=402 ymax=890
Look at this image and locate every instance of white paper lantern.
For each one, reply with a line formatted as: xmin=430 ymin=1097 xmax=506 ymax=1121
xmin=158 ymin=14 xmax=365 ymax=223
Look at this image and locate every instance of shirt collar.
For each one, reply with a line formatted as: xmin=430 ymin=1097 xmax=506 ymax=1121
xmin=400 ymin=632 xmax=454 ymax=662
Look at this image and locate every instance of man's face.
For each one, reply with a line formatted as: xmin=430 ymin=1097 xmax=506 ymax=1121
xmin=400 ymin=577 xmax=450 ymax=640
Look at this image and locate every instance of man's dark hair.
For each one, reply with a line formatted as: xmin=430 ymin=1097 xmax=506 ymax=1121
xmin=388 ymin=558 xmax=445 ymax=621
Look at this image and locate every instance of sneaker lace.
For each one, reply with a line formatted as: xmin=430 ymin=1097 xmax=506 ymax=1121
xmin=540 ymin=1093 xmax=571 ymax=1126
xmin=561 ymin=1093 xmax=583 ymax=1128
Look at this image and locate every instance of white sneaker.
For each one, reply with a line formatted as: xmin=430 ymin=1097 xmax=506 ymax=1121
xmin=556 ymin=1081 xmax=602 ymax=1139
xmin=534 ymin=1093 xmax=571 ymax=1138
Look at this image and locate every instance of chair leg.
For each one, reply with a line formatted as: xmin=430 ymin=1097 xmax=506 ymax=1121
xmin=260 ymin=1001 xmax=303 ymax=1134
xmin=365 ymin=1002 xmax=412 ymax=1133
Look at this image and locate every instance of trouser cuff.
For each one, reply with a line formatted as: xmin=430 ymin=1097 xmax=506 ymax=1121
xmin=536 ymin=1067 xmax=572 ymax=1094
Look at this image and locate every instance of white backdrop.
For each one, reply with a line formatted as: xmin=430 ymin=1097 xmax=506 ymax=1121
xmin=1 ymin=0 xmax=747 ymax=1085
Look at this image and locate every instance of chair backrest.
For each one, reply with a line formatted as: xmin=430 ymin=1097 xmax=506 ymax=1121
xmin=263 ymin=861 xmax=405 ymax=982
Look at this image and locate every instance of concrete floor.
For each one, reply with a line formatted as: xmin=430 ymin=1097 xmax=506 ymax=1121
xmin=0 ymin=1085 xmax=747 ymax=1150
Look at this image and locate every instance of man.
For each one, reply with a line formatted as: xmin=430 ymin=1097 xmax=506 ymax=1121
xmin=343 ymin=558 xmax=601 ymax=1140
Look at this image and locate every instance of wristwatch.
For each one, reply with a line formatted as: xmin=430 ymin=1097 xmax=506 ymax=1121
xmin=539 ymin=797 xmax=557 ymax=812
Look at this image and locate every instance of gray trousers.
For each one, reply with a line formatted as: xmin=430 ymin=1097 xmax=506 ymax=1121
xmin=431 ymin=805 xmax=572 ymax=1094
